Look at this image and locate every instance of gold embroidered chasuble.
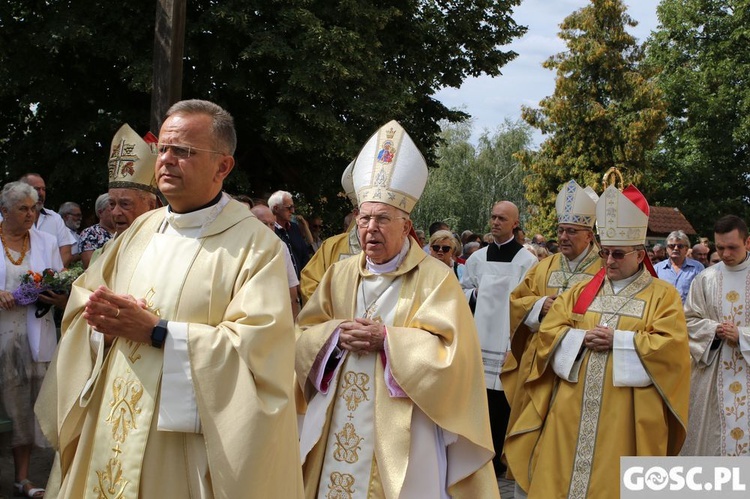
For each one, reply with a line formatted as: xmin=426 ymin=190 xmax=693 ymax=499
xmin=296 ymin=238 xmax=498 ymax=499
xmin=682 ymin=257 xmax=750 ymax=456
xmin=501 ymin=248 xmax=600 ymax=489
xmin=505 ymin=269 xmax=689 ymax=499
xmin=300 ymin=224 xmax=361 ymax=305
xmin=36 ymin=201 xmax=304 ymax=499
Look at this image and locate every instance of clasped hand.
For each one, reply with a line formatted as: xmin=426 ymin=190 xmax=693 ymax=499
xmin=584 ymin=325 xmax=614 ymax=352
xmin=716 ymin=321 xmax=739 ymax=343
xmin=83 ymin=285 xmax=160 ymax=344
xmin=338 ymin=317 xmax=385 ymax=353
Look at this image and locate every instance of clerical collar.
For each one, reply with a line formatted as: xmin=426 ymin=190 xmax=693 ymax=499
xmin=167 ymin=191 xmax=223 ymax=215
xmin=609 ymin=269 xmax=641 ymax=294
xmin=567 ymin=245 xmax=591 ymax=267
xmin=366 ymin=239 xmax=410 ymax=275
xmin=162 ymin=192 xmax=230 ymax=234
xmin=726 ymin=252 xmax=750 ymax=272
xmin=493 ymin=235 xmax=516 ymax=249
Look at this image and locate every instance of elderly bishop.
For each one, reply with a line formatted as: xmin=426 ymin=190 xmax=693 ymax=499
xmin=507 ymin=185 xmax=689 ymax=498
xmin=296 ymin=121 xmax=498 ymax=498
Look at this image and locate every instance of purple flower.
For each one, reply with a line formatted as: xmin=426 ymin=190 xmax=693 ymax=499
xmin=11 ymin=282 xmax=48 ymax=306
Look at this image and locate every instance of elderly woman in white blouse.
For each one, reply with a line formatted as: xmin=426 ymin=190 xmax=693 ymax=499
xmin=0 ymin=181 xmax=62 ymax=498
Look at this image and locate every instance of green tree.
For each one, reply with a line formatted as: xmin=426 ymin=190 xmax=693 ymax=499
xmin=645 ymin=0 xmax=750 ymax=235
xmin=0 ymin=0 xmax=526 ymax=221
xmin=412 ymin=119 xmax=532 ymax=235
xmin=519 ymin=0 xmax=666 ymax=236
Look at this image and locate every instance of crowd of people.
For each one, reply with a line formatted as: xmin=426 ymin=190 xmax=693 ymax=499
xmin=0 ymin=98 xmax=747 ymax=499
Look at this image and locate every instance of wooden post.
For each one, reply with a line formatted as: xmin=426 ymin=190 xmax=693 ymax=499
xmin=150 ymin=0 xmax=186 ymax=135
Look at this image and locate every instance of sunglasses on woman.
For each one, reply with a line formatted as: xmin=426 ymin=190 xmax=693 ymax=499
xmin=431 ymin=245 xmax=452 ymax=253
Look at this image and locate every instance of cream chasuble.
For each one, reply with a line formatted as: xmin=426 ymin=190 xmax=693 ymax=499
xmin=84 ymin=231 xmax=201 ymax=498
xmin=36 ymin=198 xmax=304 ymax=499
xmin=504 ymin=269 xmax=689 ymax=499
xmin=296 ymin=238 xmax=499 ymax=499
xmin=682 ymin=256 xmax=750 ymax=456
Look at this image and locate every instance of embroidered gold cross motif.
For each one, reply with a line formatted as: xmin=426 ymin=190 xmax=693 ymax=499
xmin=108 ymin=138 xmax=139 ymax=180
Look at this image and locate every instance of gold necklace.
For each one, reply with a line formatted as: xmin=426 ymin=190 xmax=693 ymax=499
xmin=0 ymin=224 xmax=29 ymax=266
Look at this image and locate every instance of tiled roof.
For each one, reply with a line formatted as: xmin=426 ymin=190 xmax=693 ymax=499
xmin=648 ymin=206 xmax=696 ymax=236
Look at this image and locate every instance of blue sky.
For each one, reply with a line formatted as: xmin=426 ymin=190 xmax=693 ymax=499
xmin=435 ymin=1 xmax=660 ymax=145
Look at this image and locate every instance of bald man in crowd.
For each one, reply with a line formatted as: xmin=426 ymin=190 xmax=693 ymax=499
xmin=460 ymin=200 xmax=537 ymax=477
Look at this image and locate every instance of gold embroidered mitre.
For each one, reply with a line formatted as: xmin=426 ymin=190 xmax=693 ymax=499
xmin=352 ymin=120 xmax=428 ymax=214
xmin=596 ymin=185 xmax=649 ymax=246
xmin=556 ymin=180 xmax=599 ymax=228
xmin=108 ymin=124 xmax=158 ymax=194
xmin=341 ymin=160 xmax=357 ymax=208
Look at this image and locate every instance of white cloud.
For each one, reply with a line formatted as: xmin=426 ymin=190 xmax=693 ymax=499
xmin=435 ymin=1 xmax=660 ymax=145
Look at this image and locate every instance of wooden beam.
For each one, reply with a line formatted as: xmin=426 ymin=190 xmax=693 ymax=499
xmin=150 ymin=0 xmax=186 ymax=135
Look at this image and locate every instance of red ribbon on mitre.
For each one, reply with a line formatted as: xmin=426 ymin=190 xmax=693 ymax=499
xmin=572 ymin=184 xmax=657 ymax=316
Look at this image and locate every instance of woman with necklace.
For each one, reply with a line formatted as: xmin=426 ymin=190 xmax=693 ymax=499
xmin=0 ymin=181 xmax=63 ymax=498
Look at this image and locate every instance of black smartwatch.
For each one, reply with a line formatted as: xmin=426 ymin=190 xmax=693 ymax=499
xmin=151 ymin=319 xmax=169 ymax=349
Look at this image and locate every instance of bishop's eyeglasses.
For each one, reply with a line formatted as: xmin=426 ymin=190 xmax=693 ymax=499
xmin=355 ymin=214 xmax=407 ymax=228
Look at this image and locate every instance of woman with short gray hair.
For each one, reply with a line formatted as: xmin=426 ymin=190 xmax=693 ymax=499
xmin=0 ymin=181 xmax=63 ymax=497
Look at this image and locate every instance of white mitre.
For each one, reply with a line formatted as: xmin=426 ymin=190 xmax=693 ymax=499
xmin=108 ymin=123 xmax=159 ymax=194
xmin=556 ymin=179 xmax=599 ymax=228
xmin=352 ymin=120 xmax=428 ymax=214
xmin=596 ymin=185 xmax=649 ymax=246
xmin=341 ymin=160 xmax=357 ymax=208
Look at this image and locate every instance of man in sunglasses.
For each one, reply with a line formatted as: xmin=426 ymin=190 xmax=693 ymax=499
xmin=655 ymin=230 xmax=704 ymax=302
xmin=503 ymin=180 xmax=601 ymax=495
xmin=508 ymin=184 xmax=689 ymax=498
xmin=682 ymin=215 xmax=750 ymax=457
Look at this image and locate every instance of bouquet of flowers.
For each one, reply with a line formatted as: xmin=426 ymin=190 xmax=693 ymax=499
xmin=11 ymin=263 xmax=84 ymax=316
